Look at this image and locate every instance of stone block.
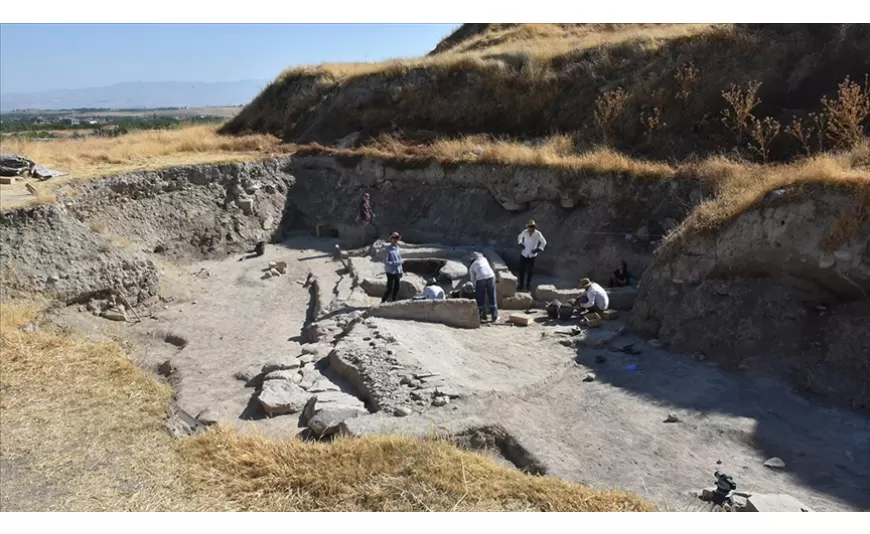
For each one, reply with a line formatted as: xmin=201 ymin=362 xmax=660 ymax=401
xmin=496 ymin=270 xmax=518 ymax=298
xmin=508 ymin=314 xmax=533 ymax=326
xmin=368 ymin=299 xmax=481 ymax=329
xmin=742 ymin=494 xmax=815 ymax=512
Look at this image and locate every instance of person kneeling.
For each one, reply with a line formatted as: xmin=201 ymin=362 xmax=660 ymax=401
xmin=577 ymin=278 xmax=609 ymax=318
xmin=413 ymin=278 xmax=445 ymax=301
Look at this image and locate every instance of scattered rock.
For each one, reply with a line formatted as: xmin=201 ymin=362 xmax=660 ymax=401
xmin=101 ymin=309 xmax=127 ymax=322
xmin=583 ymin=373 xmax=597 ymax=382
xmin=157 ymin=360 xmax=175 ymax=377
xmin=394 ymin=406 xmax=413 ymax=417
xmin=664 ymin=412 xmax=680 ymax=423
xmin=301 ymin=346 xmax=320 ymax=356
xmin=269 ymin=261 xmax=277 ymax=268
xmin=696 ymin=353 xmax=707 ymax=361
xmin=258 ymin=381 xmax=311 ymax=415
xmin=432 ymin=396 xmax=450 ymax=407
xmin=409 ymin=379 xmax=422 ymax=388
xmin=234 ymin=363 xmax=264 ymax=384
xmin=299 ymin=368 xmax=319 ymax=390
xmin=264 ymin=369 xmax=302 ymax=382
xmin=262 ymin=271 xmax=273 ymax=280
xmin=261 ymin=358 xmax=301 ymax=374
xmin=196 ymin=408 xmax=218 ymax=426
xmin=648 ymin=339 xmax=663 ymax=348
xmin=308 ymin=406 xmax=367 ymax=437
xmin=763 ymin=457 xmax=786 ymax=469
xmin=237 ymin=197 xmax=254 ymax=215
xmin=275 ymin=261 xmax=288 ymax=274
xmin=308 ymin=379 xmax=340 ymax=393
xmin=559 ymin=338 xmax=574 ymax=347
xmin=298 ymin=354 xmax=316 ymax=365
xmin=19 ymin=322 xmax=38 ymax=333
xmin=400 ymin=375 xmax=413 ymax=385
xmin=410 ymin=390 xmax=429 ymax=401
xmin=269 ymin=268 xmax=280 ymax=277
xmin=834 ymin=249 xmax=853 ymax=263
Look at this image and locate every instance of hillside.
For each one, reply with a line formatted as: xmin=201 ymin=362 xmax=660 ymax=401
xmin=221 ymin=23 xmax=870 ymax=165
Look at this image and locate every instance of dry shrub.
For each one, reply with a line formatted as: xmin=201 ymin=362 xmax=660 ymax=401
xmin=674 ymin=61 xmax=700 ymax=103
xmin=785 ymin=115 xmax=817 ymax=156
xmin=721 ymin=80 xmax=762 ymax=144
xmin=748 ymin=115 xmax=781 ymax=163
xmin=594 ymin=88 xmax=631 ymax=144
xmin=639 ymin=107 xmax=665 ymax=143
xmin=0 ymin=300 xmax=652 ymax=512
xmin=821 ymin=74 xmax=870 ymax=149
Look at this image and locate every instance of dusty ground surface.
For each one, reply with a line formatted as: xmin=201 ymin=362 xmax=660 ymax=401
xmin=47 ymin=236 xmax=870 ymax=512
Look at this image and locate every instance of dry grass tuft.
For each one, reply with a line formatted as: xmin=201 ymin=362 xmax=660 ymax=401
xmin=182 ymin=429 xmax=652 ymax=512
xmin=0 ymin=300 xmax=652 ymax=512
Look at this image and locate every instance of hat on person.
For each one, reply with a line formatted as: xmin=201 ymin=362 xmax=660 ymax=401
xmin=389 ymin=232 xmax=401 ymax=240
xmin=527 ymin=220 xmax=537 ymax=227
xmin=579 ymin=278 xmax=592 ymax=289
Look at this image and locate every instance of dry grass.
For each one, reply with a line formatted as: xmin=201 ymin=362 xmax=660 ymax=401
xmin=0 ymin=300 xmax=653 ymax=512
xmin=0 ymin=126 xmax=283 ymax=210
xmin=297 ymin=134 xmax=675 ymax=179
xmin=675 ymin=141 xmax=870 ymax=238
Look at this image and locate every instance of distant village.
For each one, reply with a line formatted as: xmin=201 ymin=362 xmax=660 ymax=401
xmin=0 ymin=106 xmax=236 ymax=139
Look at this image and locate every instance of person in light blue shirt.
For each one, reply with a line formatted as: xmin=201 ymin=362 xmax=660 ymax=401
xmin=382 ymin=232 xmax=404 ymax=303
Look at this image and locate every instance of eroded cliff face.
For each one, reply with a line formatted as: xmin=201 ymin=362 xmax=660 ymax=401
xmin=284 ymin=155 xmax=701 ymax=282
xmin=1 ymin=159 xmax=294 ymax=305
xmin=632 ymin=185 xmax=870 ymax=411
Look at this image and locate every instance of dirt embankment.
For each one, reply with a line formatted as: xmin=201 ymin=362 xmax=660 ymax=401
xmin=284 ymin=155 xmax=700 ymax=281
xmin=1 ymin=159 xmax=294 ymax=305
xmin=632 ymin=184 xmax=870 ymax=411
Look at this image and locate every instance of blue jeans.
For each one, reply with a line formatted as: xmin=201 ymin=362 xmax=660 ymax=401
xmin=475 ymin=278 xmax=498 ymax=320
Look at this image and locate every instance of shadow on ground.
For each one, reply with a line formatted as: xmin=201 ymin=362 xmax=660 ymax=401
xmin=573 ymin=340 xmax=870 ymax=510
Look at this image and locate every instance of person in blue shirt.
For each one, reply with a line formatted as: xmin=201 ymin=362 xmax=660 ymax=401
xmin=382 ymin=232 xmax=404 ymax=303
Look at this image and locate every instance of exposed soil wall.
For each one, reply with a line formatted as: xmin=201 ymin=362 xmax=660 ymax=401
xmin=632 ymin=185 xmax=870 ymax=411
xmin=283 ymin=155 xmax=701 ymax=282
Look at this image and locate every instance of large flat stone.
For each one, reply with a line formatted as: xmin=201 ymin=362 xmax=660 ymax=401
xmin=742 ymin=494 xmax=815 ymax=512
xmin=367 ymin=299 xmax=481 ymax=329
xmin=309 ymin=406 xmax=369 ymax=437
xmin=534 ymin=284 xmax=580 ymax=303
xmin=496 ymin=270 xmax=518 ymax=298
xmin=258 ymin=381 xmax=312 ymax=415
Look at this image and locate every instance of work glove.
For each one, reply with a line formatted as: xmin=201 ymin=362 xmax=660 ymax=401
xmin=517 ymin=243 xmax=525 ymax=249
xmin=532 ymin=247 xmax=542 ymax=254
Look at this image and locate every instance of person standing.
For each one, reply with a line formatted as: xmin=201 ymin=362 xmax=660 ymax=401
xmin=468 ymin=252 xmax=498 ymax=323
xmin=517 ymin=220 xmax=547 ymax=292
xmin=382 ymin=232 xmax=403 ymax=303
xmin=357 ymin=192 xmax=379 ymax=242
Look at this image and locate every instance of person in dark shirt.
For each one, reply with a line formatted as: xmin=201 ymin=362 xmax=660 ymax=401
xmin=609 ymin=260 xmax=632 ymax=288
xmin=450 ymin=281 xmax=476 ymax=299
xmin=357 ymin=192 xmax=380 ymax=242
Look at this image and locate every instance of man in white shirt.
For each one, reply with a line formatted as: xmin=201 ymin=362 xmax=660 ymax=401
xmin=577 ymin=277 xmax=609 ymax=314
xmin=517 ymin=220 xmax=547 ymax=292
xmin=422 ymin=279 xmax=446 ymax=300
xmin=468 ymin=252 xmax=498 ymax=322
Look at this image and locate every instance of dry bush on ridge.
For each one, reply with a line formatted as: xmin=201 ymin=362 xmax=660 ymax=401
xmin=748 ymin=115 xmax=782 ymax=163
xmin=721 ymin=80 xmax=762 ymax=145
xmin=821 ymin=74 xmax=870 ymax=150
xmin=594 ymin=88 xmax=631 ymax=144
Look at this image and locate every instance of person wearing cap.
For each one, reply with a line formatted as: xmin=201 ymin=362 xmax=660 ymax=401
xmin=422 ymin=278 xmax=446 ymax=300
xmin=517 ymin=220 xmax=547 ymax=292
xmin=450 ymin=281 xmax=476 ymax=299
xmin=382 ymin=232 xmax=404 ymax=303
xmin=468 ymin=252 xmax=499 ymax=322
xmin=577 ymin=278 xmax=609 ymax=314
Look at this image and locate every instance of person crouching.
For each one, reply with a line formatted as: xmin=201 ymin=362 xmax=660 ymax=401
xmin=577 ymin=277 xmax=609 ymax=316
xmin=468 ymin=252 xmax=498 ymax=323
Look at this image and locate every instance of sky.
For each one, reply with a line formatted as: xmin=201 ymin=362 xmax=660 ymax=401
xmin=0 ymin=24 xmax=459 ymax=94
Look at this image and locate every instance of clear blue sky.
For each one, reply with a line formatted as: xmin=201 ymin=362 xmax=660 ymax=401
xmin=0 ymin=24 xmax=459 ymax=94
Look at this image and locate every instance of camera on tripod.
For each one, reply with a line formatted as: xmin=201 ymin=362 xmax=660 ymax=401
xmin=710 ymin=471 xmax=737 ymax=505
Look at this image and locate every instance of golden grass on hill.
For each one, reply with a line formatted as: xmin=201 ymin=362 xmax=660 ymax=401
xmin=0 ymin=126 xmax=282 ymax=210
xmin=674 ymin=140 xmax=870 ymax=239
xmin=1 ymin=125 xmax=279 ymax=178
xmin=0 ymin=300 xmax=653 ymax=512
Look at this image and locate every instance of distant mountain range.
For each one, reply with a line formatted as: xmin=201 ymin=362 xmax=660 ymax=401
xmin=0 ymin=80 xmax=270 ymax=111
